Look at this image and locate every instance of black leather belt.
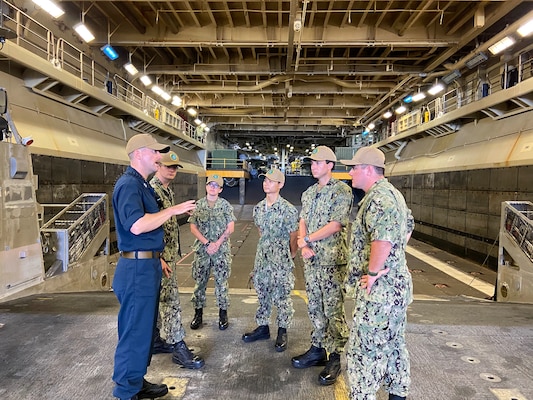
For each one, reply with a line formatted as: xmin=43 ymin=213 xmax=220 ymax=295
xmin=120 ymin=251 xmax=161 ymax=259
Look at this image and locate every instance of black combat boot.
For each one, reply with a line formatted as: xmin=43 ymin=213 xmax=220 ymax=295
xmin=242 ymin=325 xmax=270 ymax=342
xmin=291 ymin=344 xmax=327 ymax=368
xmin=219 ymin=308 xmax=229 ymax=330
xmin=274 ymin=327 xmax=287 ymax=352
xmin=172 ymin=340 xmax=205 ymax=369
xmin=134 ymin=379 xmax=168 ymax=399
xmin=318 ymin=352 xmax=341 ymax=385
xmin=152 ymin=335 xmax=174 ymax=354
xmin=190 ymin=308 xmax=203 ymax=330
xmin=389 ymin=395 xmax=406 ymax=400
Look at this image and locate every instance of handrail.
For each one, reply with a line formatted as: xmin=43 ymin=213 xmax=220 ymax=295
xmin=384 ymin=52 xmax=533 ymax=139
xmin=1 ymin=0 xmax=203 ymax=145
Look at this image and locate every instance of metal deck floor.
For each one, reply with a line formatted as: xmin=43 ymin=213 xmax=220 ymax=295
xmin=1 ymin=205 xmax=532 ymax=400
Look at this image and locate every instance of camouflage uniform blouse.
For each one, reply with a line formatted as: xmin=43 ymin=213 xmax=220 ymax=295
xmin=150 ymin=176 xmax=181 ymax=261
xmin=300 ymin=178 xmax=353 ymax=265
xmin=347 ymin=178 xmax=414 ymax=302
xmin=188 ymin=196 xmax=236 ymax=256
xmin=253 ymin=196 xmax=299 ymax=270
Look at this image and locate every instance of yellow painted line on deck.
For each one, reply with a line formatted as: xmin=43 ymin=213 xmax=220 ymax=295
xmin=292 ymin=289 xmax=308 ymax=305
xmin=406 ymin=246 xmax=494 ymax=296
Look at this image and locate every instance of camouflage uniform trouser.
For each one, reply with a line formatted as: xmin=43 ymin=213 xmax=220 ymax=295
xmin=157 ymin=261 xmax=185 ymax=344
xmin=303 ymin=261 xmax=348 ymax=354
xmin=346 ymin=296 xmax=410 ymax=400
xmin=253 ymin=264 xmax=294 ymax=328
xmin=191 ymin=251 xmax=231 ymax=310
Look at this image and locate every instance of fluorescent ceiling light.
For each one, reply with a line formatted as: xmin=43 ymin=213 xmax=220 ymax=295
xmin=518 ymin=19 xmax=533 ymax=37
xmin=488 ymin=36 xmax=515 ymax=55
xmin=140 ymin=75 xmax=152 ymax=86
xmin=204 ymin=127 xmax=210 ymax=132
xmin=412 ymin=92 xmax=426 ymax=102
xmin=151 ymin=86 xmax=164 ymax=96
xmin=442 ymin=70 xmax=461 ymax=85
xmin=395 ymin=105 xmax=406 ymax=114
xmin=124 ymin=62 xmax=139 ymax=75
xmin=194 ymin=118 xmax=202 ymax=125
xmin=101 ymin=44 xmax=119 ymax=60
xmin=171 ymin=95 xmax=182 ymax=106
xmin=465 ymin=52 xmax=488 ymax=69
xmin=187 ymin=107 xmax=197 ymax=116
xmin=160 ymin=91 xmax=171 ymax=101
xmin=428 ymin=83 xmax=444 ymax=95
xmin=367 ymin=123 xmax=375 ymax=130
xmin=383 ymin=111 xmax=392 ymax=119
xmin=32 ymin=0 xmax=64 ymax=18
xmin=74 ymin=23 xmax=95 ymax=43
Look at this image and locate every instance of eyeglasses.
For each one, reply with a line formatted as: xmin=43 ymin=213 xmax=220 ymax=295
xmin=207 ymin=182 xmax=220 ymax=188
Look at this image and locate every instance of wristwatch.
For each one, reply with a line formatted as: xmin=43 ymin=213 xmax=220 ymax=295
xmin=304 ymin=235 xmax=311 ymax=245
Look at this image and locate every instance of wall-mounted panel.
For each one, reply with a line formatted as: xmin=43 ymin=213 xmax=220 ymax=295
xmin=449 ymin=170 xmax=467 ymax=190
xmin=466 ymin=190 xmax=489 ymax=214
xmin=433 ymin=206 xmax=448 ymax=228
xmin=517 ymin=165 xmax=533 ymax=191
xmin=448 ymin=190 xmax=467 ymax=211
xmin=433 ymin=189 xmax=449 ymax=209
xmin=467 ymin=169 xmax=491 ymax=191
xmin=466 ymin=212 xmax=488 ymax=238
xmin=448 ymin=209 xmax=466 ymax=232
xmin=490 ymin=168 xmax=519 ymax=192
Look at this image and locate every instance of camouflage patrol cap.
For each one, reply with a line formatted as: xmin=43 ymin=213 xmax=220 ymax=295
xmin=206 ymin=174 xmax=224 ymax=187
xmin=160 ymin=151 xmax=183 ymax=168
xmin=260 ymin=168 xmax=285 ymax=184
xmin=305 ymin=145 xmax=337 ymax=162
xmin=340 ymin=146 xmax=386 ymax=169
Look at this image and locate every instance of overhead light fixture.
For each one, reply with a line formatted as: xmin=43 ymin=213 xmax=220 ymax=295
xmin=194 ymin=118 xmax=202 ymax=125
xmin=187 ymin=107 xmax=197 ymax=116
xmin=442 ymin=70 xmax=462 ymax=85
xmin=101 ymin=44 xmax=118 ymax=60
xmin=517 ymin=19 xmax=533 ymax=37
xmin=412 ymin=92 xmax=426 ymax=102
xmin=124 ymin=62 xmax=138 ymax=76
xmin=367 ymin=123 xmax=375 ymax=130
xmin=204 ymin=126 xmax=210 ymax=132
xmin=171 ymin=95 xmax=182 ymax=107
xmin=151 ymin=85 xmax=164 ymax=96
xmin=428 ymin=83 xmax=445 ymax=95
xmin=32 ymin=0 xmax=64 ymax=18
xmin=488 ymin=36 xmax=515 ymax=55
xmin=74 ymin=23 xmax=95 ymax=43
xmin=395 ymin=105 xmax=406 ymax=114
xmin=403 ymin=95 xmax=413 ymax=103
xmin=151 ymin=85 xmax=171 ymax=101
xmin=140 ymin=75 xmax=152 ymax=86
xmin=383 ymin=110 xmax=393 ymax=119
xmin=465 ymin=52 xmax=488 ymax=69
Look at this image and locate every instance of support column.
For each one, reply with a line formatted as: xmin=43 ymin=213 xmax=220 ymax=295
xmin=239 ymin=178 xmax=246 ymax=205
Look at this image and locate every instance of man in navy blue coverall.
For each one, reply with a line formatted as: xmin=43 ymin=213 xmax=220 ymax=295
xmin=112 ymin=133 xmax=196 ymax=400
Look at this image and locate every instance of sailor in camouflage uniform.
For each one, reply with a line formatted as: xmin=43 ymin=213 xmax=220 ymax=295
xmin=149 ymin=151 xmax=204 ymax=369
xmin=340 ymin=147 xmax=414 ymax=400
xmin=292 ymin=146 xmax=353 ymax=387
xmin=189 ymin=174 xmax=236 ymax=331
xmin=242 ymin=168 xmax=298 ymax=352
